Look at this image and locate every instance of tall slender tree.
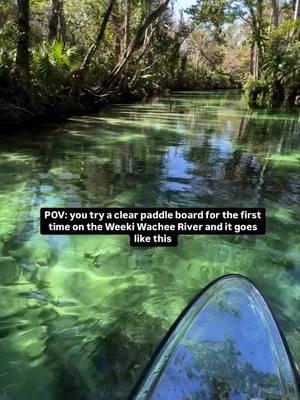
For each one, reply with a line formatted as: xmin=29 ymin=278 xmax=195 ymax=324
xmin=244 ymin=0 xmax=265 ymax=79
xmin=295 ymin=0 xmax=300 ymax=20
xmin=270 ymin=0 xmax=279 ymax=26
xmin=15 ymin=0 xmax=30 ymax=84
xmin=112 ymin=1 xmax=122 ymax=62
xmin=124 ymin=0 xmax=132 ymax=50
xmin=49 ymin=0 xmax=66 ymax=41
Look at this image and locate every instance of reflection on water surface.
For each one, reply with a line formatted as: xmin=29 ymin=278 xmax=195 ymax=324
xmin=134 ymin=277 xmax=299 ymax=400
xmin=0 ymin=91 xmax=300 ymax=399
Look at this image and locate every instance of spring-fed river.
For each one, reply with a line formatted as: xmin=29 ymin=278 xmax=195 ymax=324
xmin=0 ymin=91 xmax=300 ymax=400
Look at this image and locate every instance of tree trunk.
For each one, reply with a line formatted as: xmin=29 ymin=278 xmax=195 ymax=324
xmin=124 ymin=0 xmax=131 ymax=50
xmin=295 ymin=0 xmax=300 ymax=20
xmin=81 ymin=0 xmax=116 ymax=74
xmin=270 ymin=0 xmax=279 ymax=27
xmin=256 ymin=0 xmax=264 ymax=77
xmin=112 ymin=4 xmax=122 ymax=62
xmin=59 ymin=1 xmax=67 ymax=41
xmin=128 ymin=25 xmax=156 ymax=87
xmin=71 ymin=0 xmax=116 ymax=98
xmin=49 ymin=0 xmax=59 ymax=40
xmin=250 ymin=41 xmax=254 ymax=75
xmin=49 ymin=0 xmax=66 ymax=41
xmin=16 ymin=0 xmax=30 ymax=84
xmin=104 ymin=0 xmax=171 ymax=89
xmin=247 ymin=0 xmax=264 ymax=79
xmin=253 ymin=43 xmax=260 ymax=80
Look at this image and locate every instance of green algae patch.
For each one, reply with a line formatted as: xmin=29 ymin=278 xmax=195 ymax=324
xmin=0 ymin=189 xmax=31 ymax=243
xmin=0 ymin=257 xmax=19 ymax=284
xmin=11 ymin=237 xmax=52 ymax=267
xmin=268 ymin=207 xmax=294 ymax=224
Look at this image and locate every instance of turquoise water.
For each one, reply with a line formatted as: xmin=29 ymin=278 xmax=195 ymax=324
xmin=0 ymin=91 xmax=300 ymax=399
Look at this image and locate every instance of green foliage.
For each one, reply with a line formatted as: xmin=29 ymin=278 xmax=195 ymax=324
xmin=0 ymin=20 xmax=16 ymax=81
xmin=245 ymin=20 xmax=300 ymax=107
xmin=30 ymin=0 xmax=48 ymax=14
xmin=263 ymin=20 xmax=300 ymax=102
xmin=244 ymin=78 xmax=274 ymax=106
xmin=32 ymin=41 xmax=79 ymax=92
xmin=0 ymin=48 xmax=15 ymax=80
xmin=179 ymin=65 xmax=237 ymax=90
xmin=0 ymin=19 xmax=17 ymax=46
xmin=187 ymin=0 xmax=242 ymax=42
xmin=0 ymin=0 xmax=298 ymax=111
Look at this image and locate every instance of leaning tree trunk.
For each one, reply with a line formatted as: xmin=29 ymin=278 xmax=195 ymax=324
xmin=49 ymin=0 xmax=66 ymax=41
xmin=71 ymin=0 xmax=116 ymax=99
xmin=103 ymin=0 xmax=171 ymax=89
xmin=80 ymin=0 xmax=116 ymax=76
xmin=129 ymin=24 xmax=156 ymax=87
xmin=16 ymin=0 xmax=30 ymax=84
xmin=295 ymin=0 xmax=300 ymax=20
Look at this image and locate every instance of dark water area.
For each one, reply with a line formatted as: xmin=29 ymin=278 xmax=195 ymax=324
xmin=0 ymin=91 xmax=300 ymax=399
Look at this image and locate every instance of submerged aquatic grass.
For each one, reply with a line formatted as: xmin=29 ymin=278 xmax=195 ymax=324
xmin=0 ymin=91 xmax=300 ymax=400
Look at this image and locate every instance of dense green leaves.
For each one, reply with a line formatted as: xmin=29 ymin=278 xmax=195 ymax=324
xmin=187 ymin=0 xmax=242 ymax=40
xmin=245 ymin=20 xmax=300 ymax=106
xmin=264 ymin=21 xmax=300 ymax=99
xmin=0 ymin=0 xmax=299 ymax=115
xmin=32 ymin=41 xmax=78 ymax=92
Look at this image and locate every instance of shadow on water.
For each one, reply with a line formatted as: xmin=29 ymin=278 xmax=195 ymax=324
xmin=0 ymin=91 xmax=300 ymax=399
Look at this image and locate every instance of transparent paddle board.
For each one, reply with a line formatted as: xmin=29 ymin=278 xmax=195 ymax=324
xmin=131 ymin=275 xmax=299 ymax=400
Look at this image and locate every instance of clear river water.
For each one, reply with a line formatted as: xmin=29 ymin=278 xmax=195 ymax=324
xmin=0 ymin=91 xmax=300 ymax=400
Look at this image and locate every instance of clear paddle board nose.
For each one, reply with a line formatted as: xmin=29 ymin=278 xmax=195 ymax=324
xmin=131 ymin=275 xmax=299 ymax=400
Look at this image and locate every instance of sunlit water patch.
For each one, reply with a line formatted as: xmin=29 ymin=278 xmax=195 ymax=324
xmin=0 ymin=91 xmax=300 ymax=400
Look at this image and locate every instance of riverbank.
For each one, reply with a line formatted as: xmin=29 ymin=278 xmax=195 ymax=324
xmin=2 ymin=86 xmax=245 ymax=129
xmin=0 ymin=79 xmax=167 ymax=128
xmin=0 ymin=70 xmax=241 ymax=129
